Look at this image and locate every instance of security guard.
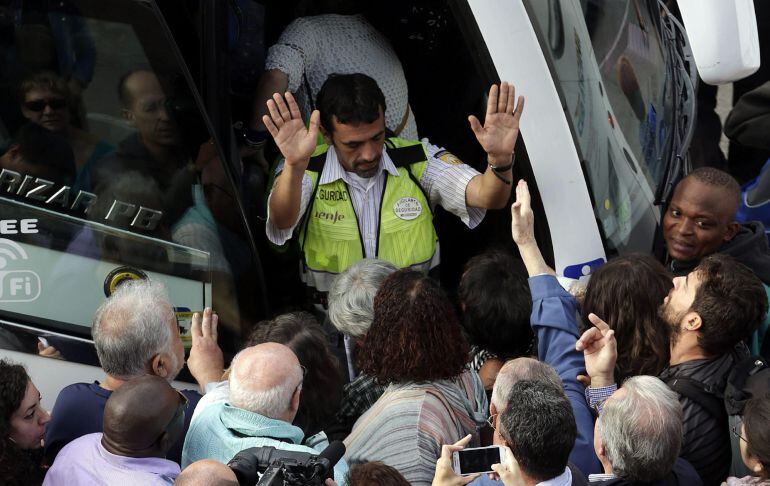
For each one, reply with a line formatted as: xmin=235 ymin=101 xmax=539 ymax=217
xmin=265 ymin=73 xmax=524 ymax=294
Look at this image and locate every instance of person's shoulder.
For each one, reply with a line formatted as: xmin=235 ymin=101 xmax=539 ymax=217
xmin=54 ymin=382 xmax=108 ymax=405
xmin=56 ymin=432 xmax=102 ymax=458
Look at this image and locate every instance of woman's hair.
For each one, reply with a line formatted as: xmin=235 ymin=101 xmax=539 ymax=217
xmin=581 ymin=254 xmax=672 ymax=381
xmin=18 ymin=70 xmax=69 ymax=102
xmin=358 ymin=269 xmax=469 ymax=383
xmin=744 ymin=397 xmax=770 ymax=479
xmin=0 ymin=360 xmax=42 ymax=484
xmin=246 ymin=312 xmax=344 ymax=437
xmin=346 ymin=461 xmax=410 ymax=485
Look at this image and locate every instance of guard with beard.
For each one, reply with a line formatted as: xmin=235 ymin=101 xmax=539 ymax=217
xmin=265 ymin=73 xmax=524 ymax=297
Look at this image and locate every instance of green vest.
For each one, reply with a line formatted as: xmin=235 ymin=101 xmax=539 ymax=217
xmin=298 ymin=138 xmax=437 ymax=286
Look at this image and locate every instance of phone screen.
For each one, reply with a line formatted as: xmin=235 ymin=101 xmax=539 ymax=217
xmin=458 ymin=447 xmax=502 ymax=474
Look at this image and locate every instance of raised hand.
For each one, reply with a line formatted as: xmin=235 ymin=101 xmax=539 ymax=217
xmin=187 ymin=307 xmax=225 ymax=391
xmin=262 ymin=92 xmax=320 ymax=168
xmin=510 ymin=180 xmax=535 ymax=246
xmin=575 ymin=313 xmax=617 ymax=387
xmin=469 ymin=82 xmax=525 ymax=165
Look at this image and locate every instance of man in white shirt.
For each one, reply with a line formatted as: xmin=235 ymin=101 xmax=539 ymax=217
xmin=263 ymin=73 xmax=523 ymax=295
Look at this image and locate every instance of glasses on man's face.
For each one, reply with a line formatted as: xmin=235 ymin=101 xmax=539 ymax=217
xmin=732 ymin=424 xmax=748 ymax=443
xmin=486 ymin=413 xmax=498 ymax=431
xmin=24 ymin=98 xmax=67 ymax=112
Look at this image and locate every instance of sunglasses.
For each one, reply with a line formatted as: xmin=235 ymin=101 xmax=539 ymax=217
xmin=24 ymin=98 xmax=67 ymax=112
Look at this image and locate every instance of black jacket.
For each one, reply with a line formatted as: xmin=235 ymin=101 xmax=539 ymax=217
xmin=668 ymin=222 xmax=770 ymax=285
xmin=590 ymin=458 xmax=702 ymax=486
xmin=658 ymin=345 xmax=749 ymax=486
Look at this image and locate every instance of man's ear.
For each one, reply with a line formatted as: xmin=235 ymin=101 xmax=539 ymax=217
xmin=121 ymin=108 xmax=135 ymax=124
xmin=320 ymin=125 xmax=332 ymax=146
xmin=151 ymin=353 xmax=170 ymax=379
xmin=684 ymin=312 xmax=702 ymax=332
xmin=724 ymin=222 xmax=740 ymax=242
xmin=290 ymin=385 xmax=301 ymax=412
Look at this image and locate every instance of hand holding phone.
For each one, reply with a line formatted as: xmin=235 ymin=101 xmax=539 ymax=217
xmin=451 ymin=445 xmax=507 ymax=476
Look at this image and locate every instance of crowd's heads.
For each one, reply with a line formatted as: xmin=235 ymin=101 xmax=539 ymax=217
xmin=229 ymin=343 xmax=303 ymax=423
xmin=0 ymin=360 xmax=48 ymax=451
xmin=18 ymin=71 xmax=71 ymax=133
xmin=596 ymin=376 xmax=682 ymax=482
xmin=490 ymin=357 xmax=560 ymax=411
xmin=91 ymin=279 xmax=184 ymax=381
xmin=246 ymin=312 xmax=343 ymax=436
xmin=316 ymin=73 xmax=386 ymax=178
xmin=660 ymin=253 xmax=767 ymax=357
xmin=346 ymin=461 xmax=410 ymax=486
xmin=118 ymin=68 xmax=180 ymax=148
xmin=498 ymin=380 xmax=576 ymax=482
xmin=176 ymin=459 xmax=238 ymax=486
xmin=328 ymin=258 xmax=397 ymax=339
xmin=0 ymin=122 xmax=76 ymax=185
xmin=459 ymin=251 xmax=533 ymax=359
xmin=740 ymin=398 xmax=770 ymax=479
xmin=582 ymin=254 xmax=672 ymax=380
xmin=663 ymin=167 xmax=741 ymax=263
xmin=358 ymin=269 xmax=469 ymax=384
xmin=101 ymin=375 xmax=187 ymax=458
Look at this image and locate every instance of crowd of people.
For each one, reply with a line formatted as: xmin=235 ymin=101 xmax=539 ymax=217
xmin=2 ymin=169 xmax=770 ymax=486
xmin=2 ymin=1 xmax=770 ymax=486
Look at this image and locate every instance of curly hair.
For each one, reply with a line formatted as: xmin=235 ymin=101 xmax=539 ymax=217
xmin=358 ymin=270 xmax=469 ymax=383
xmin=346 ymin=461 xmax=410 ymax=485
xmin=459 ymin=251 xmax=533 ymax=359
xmin=0 ymin=360 xmax=43 ymax=485
xmin=247 ymin=312 xmax=344 ymax=437
xmin=691 ymin=254 xmax=768 ymax=357
xmin=581 ymin=254 xmax=672 ymax=381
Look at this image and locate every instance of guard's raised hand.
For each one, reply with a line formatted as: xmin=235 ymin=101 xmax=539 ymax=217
xmin=469 ymin=82 xmax=525 ymax=165
xmin=576 ymin=313 xmax=617 ymax=387
xmin=262 ymin=92 xmax=320 ymax=168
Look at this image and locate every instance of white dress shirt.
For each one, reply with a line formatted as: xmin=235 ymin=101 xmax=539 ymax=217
xmin=266 ymin=140 xmax=486 ymax=260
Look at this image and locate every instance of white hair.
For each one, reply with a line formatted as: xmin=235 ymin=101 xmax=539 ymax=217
xmin=491 ymin=358 xmax=562 ymax=409
xmin=600 ymin=376 xmax=683 ymax=481
xmin=91 ymin=279 xmax=174 ymax=378
xmin=228 ymin=350 xmax=303 ymax=419
xmin=327 ymin=258 xmax=397 ymax=338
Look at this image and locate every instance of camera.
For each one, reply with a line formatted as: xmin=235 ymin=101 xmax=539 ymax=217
xmin=227 ymin=440 xmax=345 ymax=486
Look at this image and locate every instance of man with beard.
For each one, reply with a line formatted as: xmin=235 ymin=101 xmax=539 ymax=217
xmin=662 ymin=167 xmax=770 ymax=357
xmin=584 ymin=253 xmax=766 ymax=485
xmin=265 ymin=73 xmax=523 ymax=296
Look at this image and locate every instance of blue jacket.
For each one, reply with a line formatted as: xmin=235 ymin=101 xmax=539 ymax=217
xmin=471 ymin=275 xmax=601 ymax=486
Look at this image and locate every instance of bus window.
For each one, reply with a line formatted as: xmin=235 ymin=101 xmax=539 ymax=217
xmin=0 ymin=0 xmax=262 ymax=363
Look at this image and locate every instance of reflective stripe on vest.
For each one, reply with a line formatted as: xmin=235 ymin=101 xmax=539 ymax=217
xmin=298 ymin=138 xmax=438 ymax=289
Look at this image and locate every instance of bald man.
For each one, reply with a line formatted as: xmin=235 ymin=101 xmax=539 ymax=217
xmin=181 ymin=343 xmax=349 ymax=484
xmin=176 ymin=460 xmax=239 ymax=486
xmin=662 ymin=167 xmax=770 ymax=356
xmin=44 ymin=375 xmax=186 ymax=485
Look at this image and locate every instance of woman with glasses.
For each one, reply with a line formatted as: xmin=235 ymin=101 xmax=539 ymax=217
xmin=726 ymin=397 xmax=770 ymax=485
xmin=344 ymin=269 xmax=488 ymax=485
xmin=0 ymin=359 xmax=51 ymax=486
xmin=18 ymin=70 xmax=113 ymax=191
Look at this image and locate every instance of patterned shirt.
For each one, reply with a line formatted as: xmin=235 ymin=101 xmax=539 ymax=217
xmin=266 ymin=14 xmax=417 ymax=139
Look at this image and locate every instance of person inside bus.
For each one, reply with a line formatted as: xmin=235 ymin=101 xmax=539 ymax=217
xmin=0 ymin=359 xmax=51 ymax=486
xmin=44 ymin=280 xmax=225 ymax=467
xmin=264 ymin=73 xmax=523 ymax=298
xmin=44 ymin=375 xmax=186 ymax=485
xmin=0 ymin=121 xmax=75 ymax=187
xmin=661 ymin=167 xmax=770 ymax=358
xmin=90 ymin=68 xmax=206 ymax=225
xmin=245 ymin=0 xmax=418 ymax=161
xmin=17 ymin=71 xmax=113 ymax=191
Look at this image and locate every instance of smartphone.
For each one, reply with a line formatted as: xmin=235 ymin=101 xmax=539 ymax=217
xmin=452 ymin=445 xmax=505 ymax=476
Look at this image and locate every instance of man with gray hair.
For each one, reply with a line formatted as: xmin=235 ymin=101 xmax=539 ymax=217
xmin=45 ymin=279 xmax=225 ymax=465
xmin=181 ymin=342 xmax=349 ymax=483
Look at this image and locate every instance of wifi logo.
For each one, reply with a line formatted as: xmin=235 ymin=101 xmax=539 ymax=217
xmin=0 ymin=239 xmax=41 ymax=302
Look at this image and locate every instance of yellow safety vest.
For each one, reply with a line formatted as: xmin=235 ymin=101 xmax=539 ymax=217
xmin=298 ymin=138 xmax=437 ymax=288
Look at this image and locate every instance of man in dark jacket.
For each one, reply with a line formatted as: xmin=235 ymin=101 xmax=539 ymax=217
xmin=662 ymin=166 xmax=770 ymax=357
xmin=581 ymin=253 xmax=767 ymax=485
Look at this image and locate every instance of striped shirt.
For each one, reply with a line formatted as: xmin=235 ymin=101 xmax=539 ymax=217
xmin=344 ymin=370 xmax=488 ymax=485
xmin=266 ymin=140 xmax=485 ymax=259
